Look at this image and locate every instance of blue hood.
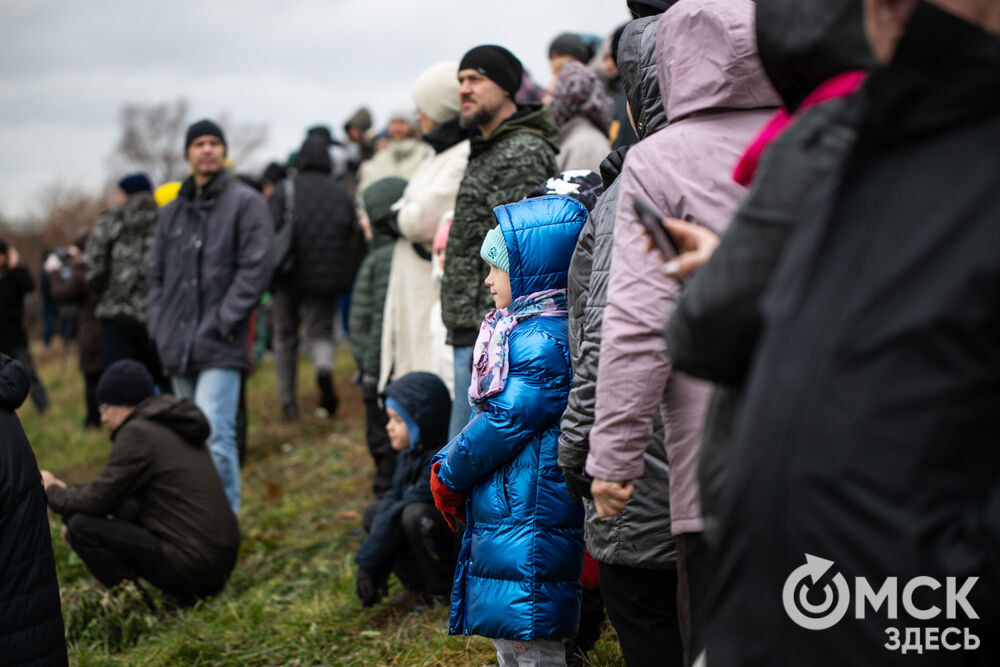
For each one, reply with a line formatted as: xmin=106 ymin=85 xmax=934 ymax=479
xmin=491 ymin=195 xmax=588 ymax=299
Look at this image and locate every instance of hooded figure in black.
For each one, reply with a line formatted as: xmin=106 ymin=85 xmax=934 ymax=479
xmin=698 ymin=2 xmax=1000 ymax=664
xmin=268 ymin=134 xmax=359 ymax=420
xmin=0 ymin=354 xmax=67 ymax=666
xmin=353 ymin=371 xmax=457 ymax=609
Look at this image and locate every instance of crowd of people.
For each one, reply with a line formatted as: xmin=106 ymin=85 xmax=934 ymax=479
xmin=2 ymin=0 xmax=998 ymax=665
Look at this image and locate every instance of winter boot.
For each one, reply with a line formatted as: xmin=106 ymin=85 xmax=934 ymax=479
xmin=316 ymin=369 xmax=338 ymax=418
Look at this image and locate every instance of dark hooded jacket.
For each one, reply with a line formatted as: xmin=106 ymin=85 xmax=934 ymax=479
xmin=704 ymin=4 xmax=1000 ymax=664
xmin=441 ymin=103 xmax=559 ymax=345
xmin=269 ymin=136 xmax=358 ymax=296
xmin=0 ymin=355 xmax=67 ymax=666
xmin=46 ymin=395 xmax=240 ymax=593
xmin=148 ymin=171 xmax=274 ymax=375
xmin=559 ymin=15 xmax=676 ymax=569
xmin=664 ymin=0 xmax=872 ymax=539
xmin=354 ymin=371 xmax=451 ymax=576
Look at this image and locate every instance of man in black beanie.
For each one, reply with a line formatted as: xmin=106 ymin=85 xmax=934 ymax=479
xmin=442 ymin=45 xmax=558 ymax=437
xmin=147 ymin=117 xmax=273 ymax=513
xmin=40 ymin=359 xmax=240 ymax=605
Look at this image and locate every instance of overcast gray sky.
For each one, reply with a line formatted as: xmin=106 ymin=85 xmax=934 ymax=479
xmin=0 ymin=0 xmax=629 ymax=222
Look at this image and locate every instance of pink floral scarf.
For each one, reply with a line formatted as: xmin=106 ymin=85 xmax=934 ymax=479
xmin=468 ymin=288 xmax=568 ymax=412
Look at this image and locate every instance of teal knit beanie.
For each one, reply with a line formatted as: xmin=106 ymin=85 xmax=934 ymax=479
xmin=480 ymin=226 xmax=510 ymax=272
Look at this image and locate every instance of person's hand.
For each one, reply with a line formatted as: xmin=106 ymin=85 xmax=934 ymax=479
xmin=430 ymin=461 xmax=465 ymax=532
xmin=355 ymin=567 xmax=384 ymax=607
xmin=67 ymin=245 xmax=82 ymax=266
xmin=8 ymin=246 xmax=20 ymax=269
xmin=60 ymin=525 xmax=69 ymax=543
xmin=657 ymin=218 xmax=719 ymax=279
xmin=591 ymin=478 xmax=634 ymax=518
xmin=40 ymin=470 xmax=66 ymax=490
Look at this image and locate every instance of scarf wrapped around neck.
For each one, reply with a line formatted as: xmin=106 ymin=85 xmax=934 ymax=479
xmin=468 ymin=288 xmax=568 ymax=411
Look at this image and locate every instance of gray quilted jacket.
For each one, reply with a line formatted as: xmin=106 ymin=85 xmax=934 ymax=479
xmin=558 ymin=16 xmax=676 ymax=568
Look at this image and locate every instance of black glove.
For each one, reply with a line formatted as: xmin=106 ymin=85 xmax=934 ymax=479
xmin=561 ymin=466 xmax=594 ymax=504
xmin=355 ymin=567 xmax=382 ymax=607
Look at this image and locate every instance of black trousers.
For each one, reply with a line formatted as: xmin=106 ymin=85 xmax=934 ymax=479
xmin=65 ymin=513 xmax=209 ymax=603
xmin=675 ymin=532 xmax=706 ymax=667
xmin=362 ymin=501 xmax=460 ymax=597
xmin=84 ymin=370 xmax=101 ymax=427
xmin=599 ymin=562 xmax=684 ymax=667
xmin=99 ymin=319 xmax=168 ymax=393
xmin=361 ymin=385 xmax=396 ymax=497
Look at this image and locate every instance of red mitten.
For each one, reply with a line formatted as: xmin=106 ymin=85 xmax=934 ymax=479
xmin=431 ymin=461 xmax=466 ymax=532
xmin=580 ymin=550 xmax=600 ymax=590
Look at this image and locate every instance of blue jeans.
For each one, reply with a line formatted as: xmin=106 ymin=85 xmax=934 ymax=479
xmin=172 ymin=368 xmax=241 ymax=512
xmin=448 ymin=345 xmax=474 ymax=440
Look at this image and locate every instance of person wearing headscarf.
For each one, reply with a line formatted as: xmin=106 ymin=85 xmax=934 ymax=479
xmin=550 ymin=61 xmax=613 ymax=173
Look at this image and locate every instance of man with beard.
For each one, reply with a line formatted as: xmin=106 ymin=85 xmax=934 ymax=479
xmin=441 ymin=44 xmax=559 ymax=437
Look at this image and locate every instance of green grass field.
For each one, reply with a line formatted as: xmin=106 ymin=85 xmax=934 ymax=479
xmin=19 ymin=342 xmax=626 ymax=666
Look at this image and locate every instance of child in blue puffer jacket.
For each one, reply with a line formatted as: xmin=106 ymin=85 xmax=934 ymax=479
xmin=430 ymin=195 xmax=587 ymax=666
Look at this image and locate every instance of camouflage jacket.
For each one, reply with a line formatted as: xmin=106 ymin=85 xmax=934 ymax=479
xmin=83 ymin=192 xmax=158 ymax=323
xmin=441 ymin=104 xmax=559 ymax=345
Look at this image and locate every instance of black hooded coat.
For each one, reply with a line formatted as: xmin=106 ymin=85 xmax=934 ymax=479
xmin=0 ymin=355 xmax=67 ymax=666
xmin=269 ymin=136 xmax=358 ymax=296
xmin=354 ymin=371 xmax=451 ymax=577
xmin=702 ymin=4 xmax=1000 ymax=664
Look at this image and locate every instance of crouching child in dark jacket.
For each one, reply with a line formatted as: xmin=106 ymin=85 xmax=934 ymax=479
xmin=354 ymin=370 xmax=458 ymax=609
xmin=430 ymin=196 xmax=587 ymax=666
xmin=41 ymin=360 xmax=240 ymax=606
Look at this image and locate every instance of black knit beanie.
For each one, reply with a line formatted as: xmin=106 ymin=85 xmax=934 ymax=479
xmin=185 ymin=119 xmax=227 ymax=153
xmin=96 ymin=360 xmax=155 ymax=406
xmin=459 ymin=45 xmax=524 ymax=98
xmin=118 ymin=172 xmax=153 ymax=195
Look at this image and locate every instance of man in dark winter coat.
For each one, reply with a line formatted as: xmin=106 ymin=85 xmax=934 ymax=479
xmin=558 ymin=16 xmax=683 ymax=667
xmin=41 ymin=360 xmax=240 ymax=604
xmin=84 ymin=172 xmax=166 ymax=391
xmin=0 ymin=239 xmax=50 ymax=414
xmin=148 ymin=119 xmax=274 ymax=513
xmin=703 ymin=1 xmax=1000 ymax=664
xmin=0 ymin=354 xmax=67 ymax=666
xmin=442 ymin=44 xmax=559 ymax=438
xmin=354 ymin=371 xmax=457 ymax=609
xmin=268 ymin=134 xmax=358 ymax=421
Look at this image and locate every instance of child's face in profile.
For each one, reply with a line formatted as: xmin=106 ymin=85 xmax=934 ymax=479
xmin=485 ymin=263 xmax=512 ymax=309
xmin=385 ymin=406 xmax=410 ymax=451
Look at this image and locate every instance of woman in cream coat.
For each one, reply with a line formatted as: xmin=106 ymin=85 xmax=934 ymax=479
xmin=379 ymin=61 xmax=470 ymax=394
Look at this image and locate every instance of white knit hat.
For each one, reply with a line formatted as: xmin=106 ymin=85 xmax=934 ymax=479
xmin=411 ymin=61 xmax=461 ymax=124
